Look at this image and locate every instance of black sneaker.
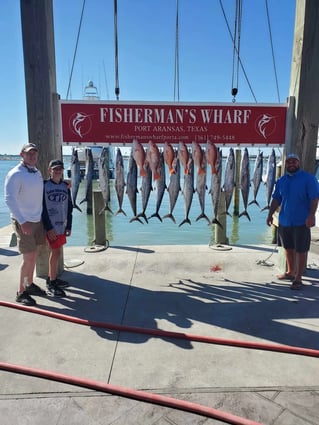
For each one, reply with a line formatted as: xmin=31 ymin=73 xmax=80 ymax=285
xmin=47 ymin=280 xmax=66 ymax=297
xmin=25 ymin=283 xmax=47 ymax=297
xmin=46 ymin=276 xmax=69 ymax=288
xmin=16 ymin=291 xmax=36 ymax=306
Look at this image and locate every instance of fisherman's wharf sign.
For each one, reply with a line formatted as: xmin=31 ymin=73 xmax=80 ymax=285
xmin=60 ymin=101 xmax=287 ymax=146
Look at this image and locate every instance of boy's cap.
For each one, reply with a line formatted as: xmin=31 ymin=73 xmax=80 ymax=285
xmin=49 ymin=159 xmax=64 ymax=169
xmin=21 ymin=143 xmax=38 ymax=153
xmin=286 ymin=153 xmax=300 ymax=161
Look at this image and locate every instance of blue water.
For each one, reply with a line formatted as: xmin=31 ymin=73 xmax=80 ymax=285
xmin=0 ymin=157 xmax=274 ymax=246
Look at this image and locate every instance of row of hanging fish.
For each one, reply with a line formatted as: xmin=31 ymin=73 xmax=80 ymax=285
xmin=70 ymin=141 xmax=277 ymax=228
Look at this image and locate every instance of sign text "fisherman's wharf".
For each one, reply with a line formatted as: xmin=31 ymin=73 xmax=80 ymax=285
xmin=99 ymin=107 xmax=252 ymax=125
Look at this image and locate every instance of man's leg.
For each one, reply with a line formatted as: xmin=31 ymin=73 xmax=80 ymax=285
xmin=19 ymin=250 xmax=37 ymax=293
xmin=285 ymin=248 xmax=296 ymax=277
xmin=295 ymin=251 xmax=307 ymax=282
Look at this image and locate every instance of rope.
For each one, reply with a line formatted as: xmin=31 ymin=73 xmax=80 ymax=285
xmin=114 ymin=0 xmax=120 ymax=100
xmin=174 ymin=0 xmax=180 ymax=101
xmin=256 ymin=245 xmax=278 ymax=267
xmin=219 ymin=0 xmax=257 ymax=102
xmin=231 ymin=0 xmax=242 ymax=102
xmin=66 ymin=0 xmax=86 ymax=100
xmin=265 ymin=0 xmax=281 ymax=102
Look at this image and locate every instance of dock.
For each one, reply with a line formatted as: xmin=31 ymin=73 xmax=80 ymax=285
xmin=0 ymin=225 xmax=319 ymax=425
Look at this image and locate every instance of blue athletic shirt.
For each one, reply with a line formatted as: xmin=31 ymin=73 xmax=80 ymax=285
xmin=272 ymin=169 xmax=319 ymax=226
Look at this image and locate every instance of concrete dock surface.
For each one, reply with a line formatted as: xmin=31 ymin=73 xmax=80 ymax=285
xmin=0 ymin=225 xmax=319 ymax=425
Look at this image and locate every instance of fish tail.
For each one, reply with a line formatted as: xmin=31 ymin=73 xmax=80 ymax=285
xmin=248 ymin=199 xmax=260 ymax=208
xmin=178 ymin=217 xmax=191 ymax=227
xmin=226 ymin=211 xmax=232 ymax=217
xmin=99 ymin=205 xmax=114 ymax=215
xmin=239 ymin=210 xmax=251 ymax=221
xmin=79 ymin=197 xmax=88 ymax=205
xmin=148 ymin=213 xmax=162 ymax=222
xmin=195 ymin=213 xmax=211 ymax=224
xmin=212 ymin=218 xmax=223 ymax=229
xmin=74 ymin=204 xmax=82 ymax=212
xmin=129 ymin=216 xmax=144 ymax=224
xmin=115 ymin=208 xmax=127 ymax=216
xmin=260 ymin=205 xmax=270 ymax=212
xmin=137 ymin=212 xmax=148 ymax=223
xmin=162 ymin=213 xmax=176 ymax=224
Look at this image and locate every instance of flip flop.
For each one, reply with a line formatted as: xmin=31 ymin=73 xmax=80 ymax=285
xmin=277 ymin=272 xmax=294 ymax=281
xmin=290 ymin=280 xmax=303 ymax=290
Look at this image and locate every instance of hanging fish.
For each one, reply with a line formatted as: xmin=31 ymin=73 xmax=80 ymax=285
xmin=147 ymin=140 xmax=161 ymax=180
xmin=261 ymin=148 xmax=276 ymax=211
xmin=126 ymin=149 xmax=143 ymax=224
xmin=249 ymin=150 xmax=263 ymax=208
xmin=80 ymin=148 xmax=94 ymax=204
xmin=98 ymin=147 xmax=113 ymax=215
xmin=239 ymin=148 xmax=251 ymax=221
xmin=163 ymin=152 xmax=181 ymax=223
xmin=179 ymin=154 xmax=195 ymax=227
xmin=223 ymin=147 xmax=236 ymax=216
xmin=192 ymin=141 xmax=206 ymax=175
xmin=132 ymin=139 xmax=147 ymax=177
xmin=70 ymin=148 xmax=82 ymax=212
xmin=137 ymin=160 xmax=153 ymax=223
xmin=114 ymin=148 xmax=126 ymax=216
xmin=178 ymin=141 xmax=190 ymax=175
xmin=209 ymin=148 xmax=223 ymax=228
xmin=195 ymin=154 xmax=210 ymax=224
xmin=206 ymin=140 xmax=218 ymax=174
xmin=148 ymin=151 xmax=167 ymax=222
xmin=163 ymin=141 xmax=176 ymax=174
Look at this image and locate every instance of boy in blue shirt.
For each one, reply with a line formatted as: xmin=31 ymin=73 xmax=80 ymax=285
xmin=42 ymin=159 xmax=73 ymax=296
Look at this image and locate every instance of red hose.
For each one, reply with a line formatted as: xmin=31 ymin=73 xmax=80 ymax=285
xmin=1 ymin=300 xmax=318 ymax=425
xmin=0 ymin=361 xmax=262 ymax=425
xmin=1 ymin=300 xmax=319 ymax=358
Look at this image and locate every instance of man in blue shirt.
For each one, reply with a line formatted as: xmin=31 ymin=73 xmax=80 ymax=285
xmin=267 ymin=153 xmax=319 ymax=289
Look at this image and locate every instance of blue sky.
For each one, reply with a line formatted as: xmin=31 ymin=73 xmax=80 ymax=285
xmin=0 ymin=0 xmax=296 ymax=155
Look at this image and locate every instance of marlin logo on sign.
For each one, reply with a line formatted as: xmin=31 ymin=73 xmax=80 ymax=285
xmin=69 ymin=112 xmax=92 ymax=138
xmin=255 ymin=114 xmax=276 ymax=139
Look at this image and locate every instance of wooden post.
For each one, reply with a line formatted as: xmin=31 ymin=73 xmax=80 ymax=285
xmin=289 ymin=0 xmax=319 ymax=172
xmin=93 ymin=191 xmax=106 ymax=246
xmin=215 ymin=192 xmax=228 ymax=245
xmin=20 ymin=0 xmax=62 ymax=277
xmin=86 ymin=180 xmax=93 ymax=215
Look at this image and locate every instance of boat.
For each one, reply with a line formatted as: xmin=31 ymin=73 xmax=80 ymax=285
xmin=67 ymin=81 xmax=115 ymax=179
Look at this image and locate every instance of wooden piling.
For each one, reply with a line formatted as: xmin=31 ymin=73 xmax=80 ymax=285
xmin=93 ymin=191 xmax=106 ymax=246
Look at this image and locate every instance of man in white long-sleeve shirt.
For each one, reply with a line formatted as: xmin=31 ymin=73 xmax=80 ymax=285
xmin=4 ymin=143 xmax=47 ymax=305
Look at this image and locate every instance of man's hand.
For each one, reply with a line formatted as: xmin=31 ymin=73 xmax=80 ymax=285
xmin=21 ymin=222 xmax=32 ymax=235
xmin=306 ymin=214 xmax=316 ymax=228
xmin=47 ymin=229 xmax=57 ymax=241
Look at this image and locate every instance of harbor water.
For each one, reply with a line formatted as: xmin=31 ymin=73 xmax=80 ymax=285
xmin=0 ymin=156 xmax=274 ymax=247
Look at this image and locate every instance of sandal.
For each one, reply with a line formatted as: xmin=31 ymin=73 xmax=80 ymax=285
xmin=290 ymin=280 xmax=303 ymax=290
xmin=277 ymin=272 xmax=294 ymax=281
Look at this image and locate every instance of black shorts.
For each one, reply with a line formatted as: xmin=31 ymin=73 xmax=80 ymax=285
xmin=278 ymin=225 xmax=310 ymax=253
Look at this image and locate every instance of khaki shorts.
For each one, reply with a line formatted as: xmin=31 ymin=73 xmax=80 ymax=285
xmin=12 ymin=220 xmax=45 ymax=254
